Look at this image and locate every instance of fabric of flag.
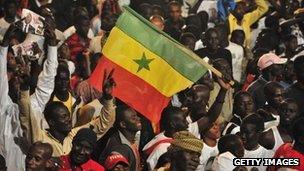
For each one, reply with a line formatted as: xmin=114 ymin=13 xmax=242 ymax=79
xmin=89 ymin=6 xmax=209 ymax=124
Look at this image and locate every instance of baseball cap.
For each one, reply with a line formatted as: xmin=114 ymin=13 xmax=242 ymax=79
xmin=257 ymin=53 xmax=287 ymax=70
xmin=104 ymin=152 xmax=130 ymax=170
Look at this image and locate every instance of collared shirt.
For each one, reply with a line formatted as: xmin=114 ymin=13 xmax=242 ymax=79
xmin=59 ymin=154 xmax=105 ymax=171
xmin=228 ymin=0 xmax=269 ymax=47
xmin=19 ymin=89 xmax=116 ymax=157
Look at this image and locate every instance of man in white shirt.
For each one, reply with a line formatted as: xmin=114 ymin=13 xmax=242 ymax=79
xmin=240 ymin=114 xmax=274 ymax=171
xmin=212 ymin=134 xmax=245 ymax=171
xmin=0 ymin=24 xmax=58 ymax=171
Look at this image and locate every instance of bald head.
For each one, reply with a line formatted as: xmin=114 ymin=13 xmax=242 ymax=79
xmin=150 ymin=15 xmax=164 ymax=30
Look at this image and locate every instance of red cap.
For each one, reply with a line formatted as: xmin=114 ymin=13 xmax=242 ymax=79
xmin=104 ymin=152 xmax=129 ymax=170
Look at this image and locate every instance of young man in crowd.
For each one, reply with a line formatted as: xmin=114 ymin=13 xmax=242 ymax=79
xmin=258 ymin=81 xmax=285 ymax=129
xmin=144 ymin=72 xmax=230 ymax=170
xmin=240 ymin=114 xmax=273 ymax=170
xmin=212 ymin=134 xmax=245 ymax=171
xmin=25 ymin=141 xmax=54 ymax=171
xmin=19 ymin=69 xmax=116 ymax=157
xmin=164 ymin=1 xmax=184 ymax=40
xmin=260 ymin=98 xmax=299 ymax=151
xmin=167 ymin=131 xmax=203 ymax=171
xmin=59 ymin=128 xmax=105 ymax=170
xmin=286 ymin=55 xmax=304 ymax=116
xmin=195 ymin=28 xmax=232 ymax=67
xmin=99 ymin=103 xmax=142 ymax=171
xmin=222 ymin=91 xmax=255 ymax=135
xmin=247 ymin=53 xmax=287 ymax=109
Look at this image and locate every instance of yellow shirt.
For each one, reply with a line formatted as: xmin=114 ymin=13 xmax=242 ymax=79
xmin=19 ymin=90 xmax=116 ymax=157
xmin=53 ymin=93 xmax=73 ymax=114
xmin=228 ymin=0 xmax=269 ymax=47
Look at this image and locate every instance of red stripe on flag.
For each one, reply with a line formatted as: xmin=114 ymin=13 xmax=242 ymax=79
xmin=89 ymin=56 xmax=170 ymax=124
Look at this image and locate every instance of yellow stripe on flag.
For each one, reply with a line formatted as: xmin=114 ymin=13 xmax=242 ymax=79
xmin=102 ymin=27 xmax=193 ymax=97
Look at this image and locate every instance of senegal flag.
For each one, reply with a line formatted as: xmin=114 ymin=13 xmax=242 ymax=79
xmin=89 ymin=7 xmax=209 ymax=124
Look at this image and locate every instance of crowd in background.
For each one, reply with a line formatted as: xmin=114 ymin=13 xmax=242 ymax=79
xmin=1 ymin=0 xmax=304 ymax=170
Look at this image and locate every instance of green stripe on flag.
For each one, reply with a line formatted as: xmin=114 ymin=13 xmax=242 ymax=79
xmin=115 ymin=6 xmax=207 ymax=82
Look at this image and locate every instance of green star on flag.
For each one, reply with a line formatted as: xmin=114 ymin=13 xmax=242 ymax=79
xmin=133 ymin=52 xmax=154 ymax=72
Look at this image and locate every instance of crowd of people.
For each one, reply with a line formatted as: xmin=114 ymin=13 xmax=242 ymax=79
xmin=0 ymin=0 xmax=304 ymax=170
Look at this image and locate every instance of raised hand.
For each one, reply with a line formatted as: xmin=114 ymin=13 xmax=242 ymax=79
xmin=102 ymin=69 xmax=116 ymax=100
xmin=44 ymin=25 xmax=57 ymax=46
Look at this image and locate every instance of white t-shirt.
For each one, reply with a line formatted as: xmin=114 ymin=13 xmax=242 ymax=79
xmin=197 ymin=142 xmax=218 ymax=171
xmin=212 ymin=152 xmax=236 ymax=171
xmin=244 ymin=145 xmax=274 ymax=171
xmin=226 ymin=41 xmax=244 ymax=82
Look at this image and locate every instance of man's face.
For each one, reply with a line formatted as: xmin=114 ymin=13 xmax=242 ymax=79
xmin=191 ymin=85 xmax=210 ymax=109
xmin=5 ymin=3 xmax=17 ymax=18
xmin=268 ymin=87 xmax=284 ymax=108
xmin=205 ymin=120 xmax=221 ymax=140
xmin=55 ymin=71 xmax=70 ymax=92
xmin=172 ymin=111 xmax=189 ymax=132
xmin=71 ymin=140 xmax=93 ymax=166
xmin=279 ymin=102 xmax=298 ymax=127
xmin=183 ymin=38 xmax=196 ymax=51
xmin=180 ymin=151 xmax=200 ymax=171
xmin=112 ymin=164 xmax=130 ymax=171
xmin=51 ymin=107 xmax=72 ymax=135
xmin=235 ymin=95 xmax=255 ymax=119
xmin=199 ymin=72 xmax=214 ymax=91
xmin=169 ymin=5 xmax=182 ymax=22
xmin=269 ymin=64 xmax=284 ymax=81
xmin=121 ymin=109 xmax=142 ymax=132
xmin=25 ymin=147 xmax=49 ymax=171
xmin=25 ymin=14 xmax=32 ymax=24
xmin=240 ymin=123 xmax=259 ymax=150
xmin=75 ymin=18 xmax=91 ymax=38
xmin=205 ymin=31 xmax=219 ymax=51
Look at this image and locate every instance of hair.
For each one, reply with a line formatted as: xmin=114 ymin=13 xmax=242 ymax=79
xmin=215 ymin=23 xmax=229 ymax=37
xmin=100 ymin=14 xmax=119 ymax=32
xmin=152 ymin=5 xmax=164 ymax=17
xmin=294 ymin=55 xmax=304 ymax=73
xmin=218 ymin=134 xmax=242 ymax=156
xmin=30 ymin=141 xmax=53 ymax=159
xmin=264 ymin=81 xmax=283 ymax=97
xmin=160 ymin=106 xmax=183 ymax=131
xmin=114 ymin=102 xmax=132 ymax=128
xmin=185 ymin=14 xmax=201 ymax=31
xmin=292 ymin=117 xmax=304 ymax=143
xmin=179 ymin=32 xmax=196 ymax=44
xmin=231 ymin=29 xmax=245 ymax=40
xmin=282 ymin=34 xmax=297 ymax=43
xmin=281 ymin=98 xmax=298 ymax=106
xmin=182 ymin=25 xmax=200 ymax=40
xmin=241 ymin=114 xmax=265 ymax=133
xmin=168 ymin=1 xmax=182 ymax=8
xmin=265 ymin=15 xmax=279 ymax=29
xmin=44 ymin=101 xmax=69 ymax=121
xmin=56 ymin=62 xmax=70 ymax=77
